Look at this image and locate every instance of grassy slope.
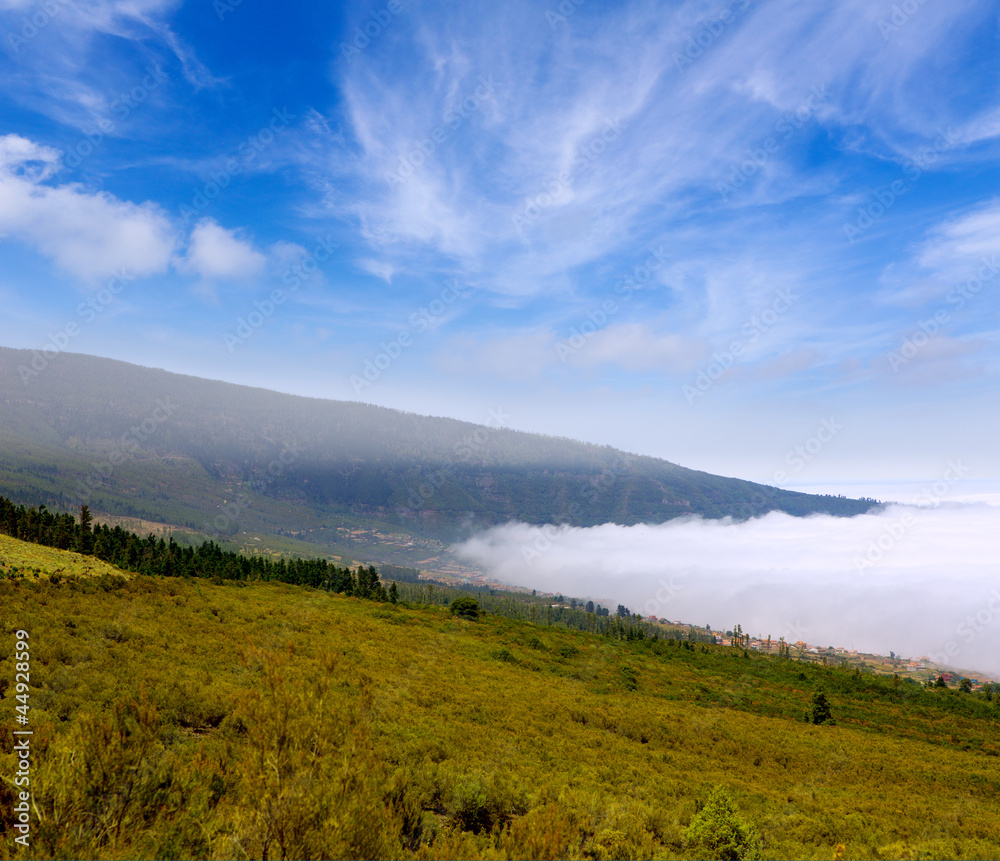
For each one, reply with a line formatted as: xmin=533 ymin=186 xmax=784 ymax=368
xmin=0 ymin=536 xmax=998 ymax=860
xmin=0 ymin=533 xmax=130 ymax=580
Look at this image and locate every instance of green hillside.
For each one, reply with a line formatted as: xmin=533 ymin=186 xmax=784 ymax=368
xmin=1 ymin=535 xmax=998 ymax=860
xmin=0 ymin=347 xmax=878 ymax=559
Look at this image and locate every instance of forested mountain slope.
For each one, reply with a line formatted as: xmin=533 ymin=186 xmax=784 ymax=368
xmin=0 ymin=346 xmax=877 ymax=540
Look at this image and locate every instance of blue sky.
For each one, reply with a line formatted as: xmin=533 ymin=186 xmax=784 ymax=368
xmin=3 ymin=0 xmax=1000 ymax=496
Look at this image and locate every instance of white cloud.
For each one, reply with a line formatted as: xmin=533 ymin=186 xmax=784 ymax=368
xmin=916 ymin=199 xmax=1000 ymax=281
xmin=433 ymin=329 xmax=555 ymax=380
xmin=0 ymin=136 xmax=300 ymax=295
xmin=0 ymin=134 xmax=60 ymax=179
xmin=862 ymin=199 xmax=1000 ymax=384
xmin=879 ymin=334 xmax=988 ymax=385
xmin=357 ymin=258 xmax=396 ymax=282
xmin=953 ymin=105 xmax=1000 ymax=147
xmin=566 ymin=323 xmax=708 ymax=373
xmin=431 ymin=322 xmax=707 ymax=381
xmin=178 ymin=218 xmax=267 ymax=284
xmin=455 ymin=504 xmax=1000 ymax=677
xmin=0 ymin=133 xmax=175 ymax=282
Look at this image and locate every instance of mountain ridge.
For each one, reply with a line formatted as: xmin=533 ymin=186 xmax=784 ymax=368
xmin=0 ymin=346 xmax=879 ymax=552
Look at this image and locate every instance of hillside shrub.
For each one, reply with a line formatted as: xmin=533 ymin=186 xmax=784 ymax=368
xmin=450 ymin=597 xmax=482 ymax=620
xmin=809 ymin=691 xmax=834 ymax=725
xmin=684 ymin=786 xmax=763 ymax=860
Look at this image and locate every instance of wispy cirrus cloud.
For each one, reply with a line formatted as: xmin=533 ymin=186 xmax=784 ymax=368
xmin=315 ymin=0 xmax=999 ymax=304
xmin=0 ymin=0 xmax=216 ymax=132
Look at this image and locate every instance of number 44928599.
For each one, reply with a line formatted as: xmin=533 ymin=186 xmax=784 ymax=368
xmin=15 ymin=630 xmax=29 ymax=718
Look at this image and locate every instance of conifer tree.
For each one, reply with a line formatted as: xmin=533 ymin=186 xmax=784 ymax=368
xmin=77 ymin=504 xmax=94 ymax=555
xmin=809 ymin=692 xmax=833 ymax=725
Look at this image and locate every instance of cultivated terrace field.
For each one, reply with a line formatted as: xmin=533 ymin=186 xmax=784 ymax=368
xmin=1 ymin=535 xmax=999 ymax=860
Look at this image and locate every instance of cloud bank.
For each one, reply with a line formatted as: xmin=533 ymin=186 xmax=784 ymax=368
xmin=454 ymin=504 xmax=1000 ymax=678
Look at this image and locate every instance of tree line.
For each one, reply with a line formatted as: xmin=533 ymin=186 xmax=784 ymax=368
xmin=0 ymin=495 xmax=678 ymax=643
xmin=0 ymin=496 xmax=396 ymax=601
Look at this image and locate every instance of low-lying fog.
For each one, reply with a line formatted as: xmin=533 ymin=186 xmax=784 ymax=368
xmin=455 ymin=503 xmax=1000 ymax=679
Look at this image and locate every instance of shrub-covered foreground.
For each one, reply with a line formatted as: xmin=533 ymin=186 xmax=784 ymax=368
xmin=1 ymin=537 xmax=1000 ymax=859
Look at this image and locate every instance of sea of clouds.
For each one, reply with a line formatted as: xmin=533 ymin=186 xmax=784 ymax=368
xmin=454 ymin=503 xmax=1000 ymax=678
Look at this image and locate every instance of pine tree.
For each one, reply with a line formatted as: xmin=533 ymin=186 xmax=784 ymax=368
xmin=77 ymin=504 xmax=94 ymax=555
